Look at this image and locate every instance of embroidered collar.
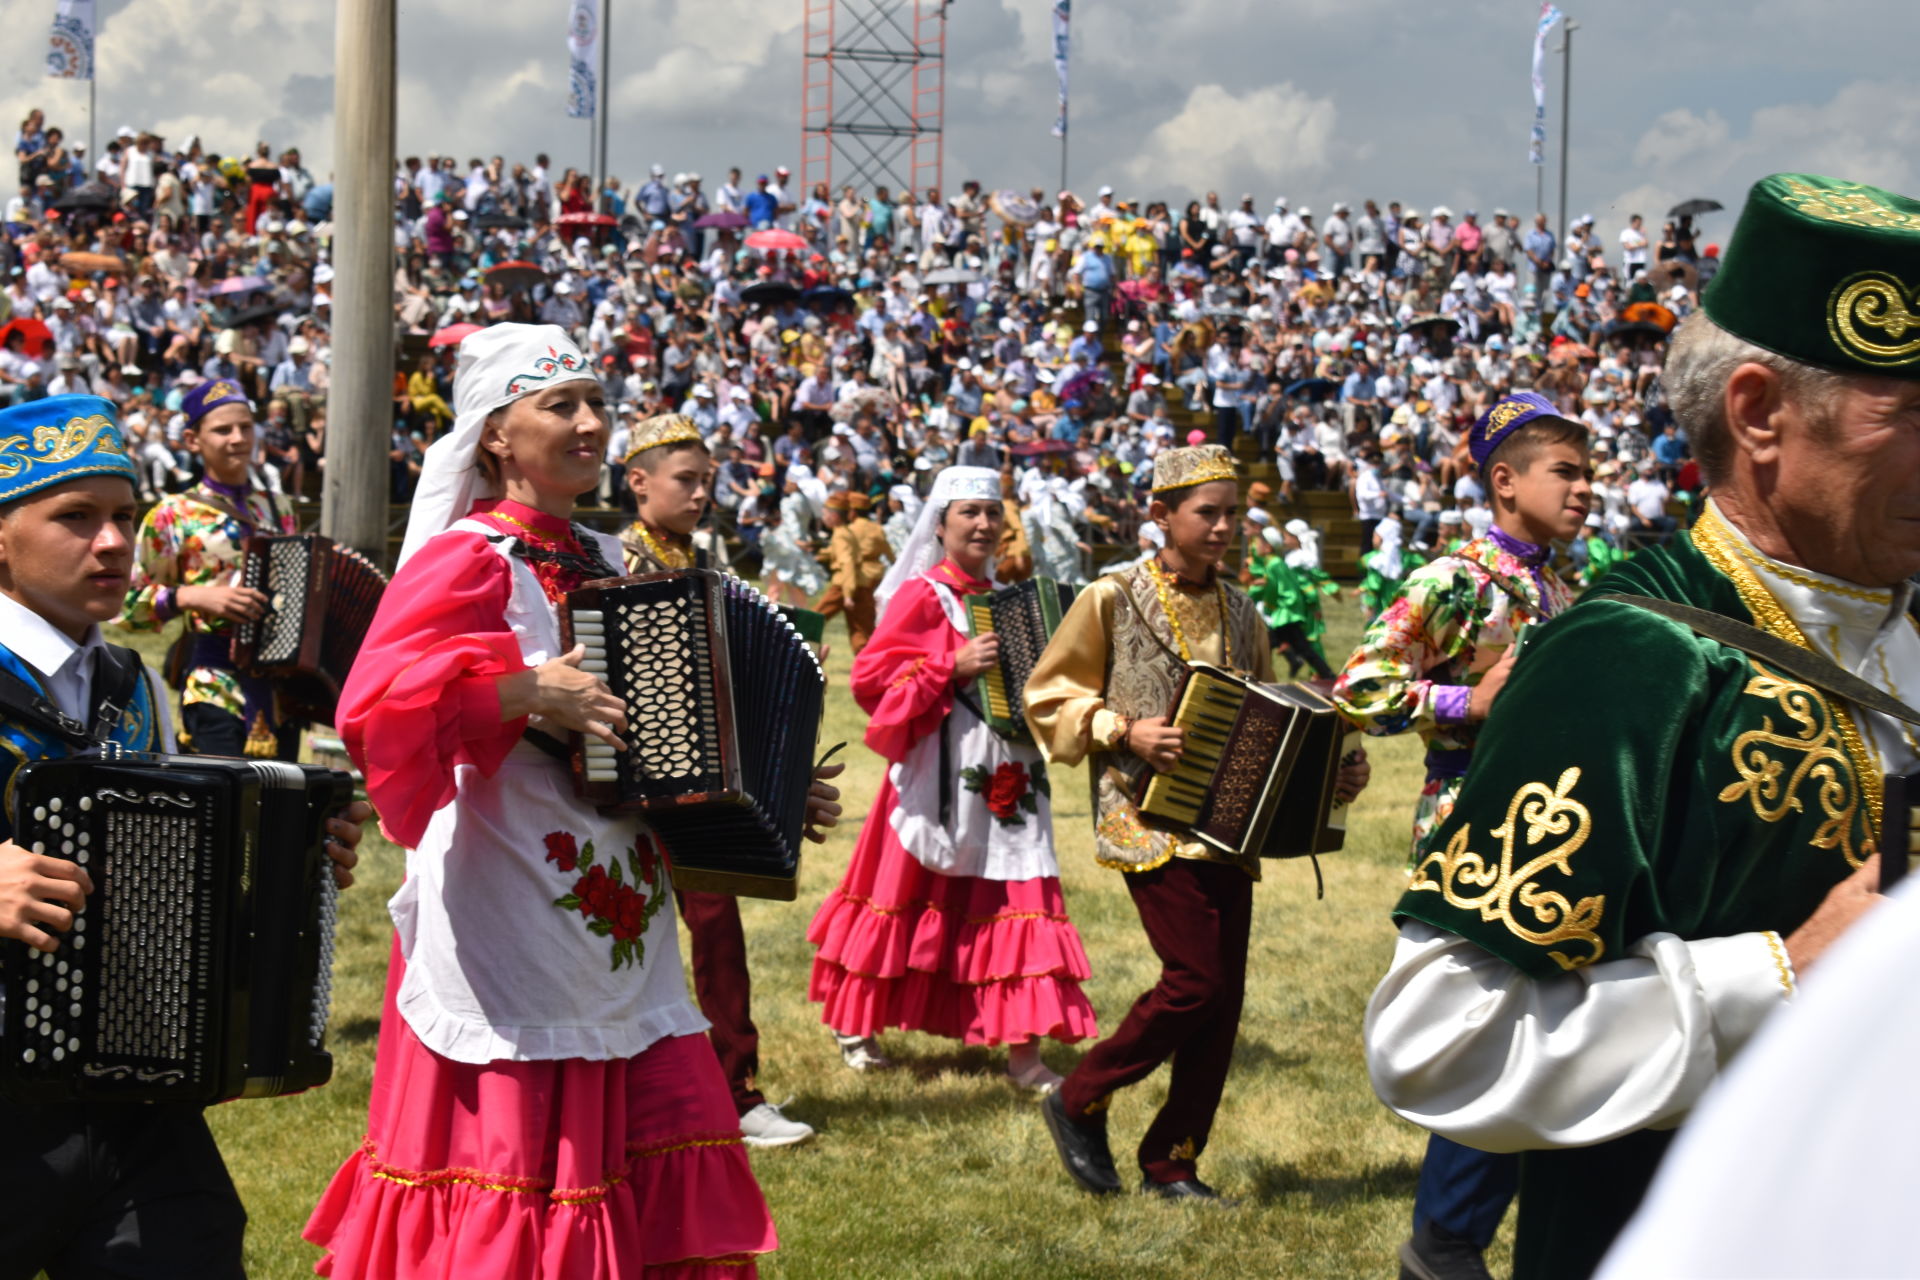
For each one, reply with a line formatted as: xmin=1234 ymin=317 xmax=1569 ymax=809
xmin=473 ymin=497 xmax=573 ymax=542
xmin=931 ymin=557 xmax=991 ymax=594
xmin=1487 ymin=523 xmax=1549 ymax=567
xmin=1704 ymin=499 xmax=1911 ymax=639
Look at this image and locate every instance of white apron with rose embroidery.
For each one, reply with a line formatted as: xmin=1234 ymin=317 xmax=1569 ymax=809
xmin=888 ymin=574 xmax=1060 ymax=883
xmin=388 ymin=520 xmax=706 ymax=1064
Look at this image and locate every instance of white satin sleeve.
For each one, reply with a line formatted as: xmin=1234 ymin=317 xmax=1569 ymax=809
xmin=1363 ymin=921 xmax=1795 ymax=1153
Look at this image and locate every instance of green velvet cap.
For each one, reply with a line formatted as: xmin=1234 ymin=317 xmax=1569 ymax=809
xmin=1703 ymin=173 xmax=1920 ymax=377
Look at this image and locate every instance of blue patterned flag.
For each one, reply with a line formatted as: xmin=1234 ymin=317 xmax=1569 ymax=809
xmin=1530 ymin=3 xmax=1564 ymax=165
xmin=566 ymin=0 xmax=598 ymax=120
xmin=1051 ymin=0 xmax=1070 ymax=139
xmin=46 ymin=0 xmax=94 ymax=80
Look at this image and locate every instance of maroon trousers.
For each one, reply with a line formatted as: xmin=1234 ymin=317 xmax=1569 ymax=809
xmin=675 ymin=889 xmax=763 ymax=1115
xmin=1058 ymin=858 xmax=1253 ymax=1184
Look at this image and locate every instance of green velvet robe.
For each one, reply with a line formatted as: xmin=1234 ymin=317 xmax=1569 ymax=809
xmin=1394 ymin=509 xmax=1883 ymax=1279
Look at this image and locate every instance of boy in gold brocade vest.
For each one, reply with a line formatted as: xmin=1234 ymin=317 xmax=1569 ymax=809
xmin=1024 ymin=444 xmax=1371 ymax=1201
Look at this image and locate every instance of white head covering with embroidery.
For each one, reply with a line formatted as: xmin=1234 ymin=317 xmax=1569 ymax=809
xmin=398 ymin=324 xmax=599 ymax=569
xmin=877 ymin=464 xmax=1003 ymax=616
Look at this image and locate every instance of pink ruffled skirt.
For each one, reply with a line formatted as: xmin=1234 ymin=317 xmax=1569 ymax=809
xmin=807 ymin=777 xmax=1098 ymax=1046
xmin=305 ymin=943 xmax=776 ymax=1278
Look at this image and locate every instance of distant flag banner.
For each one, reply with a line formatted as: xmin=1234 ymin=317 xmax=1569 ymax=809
xmin=1050 ymin=0 xmax=1070 ymax=139
xmin=45 ymin=0 xmax=95 ymax=81
xmin=1530 ymin=2 xmax=1564 ymax=165
xmin=566 ymin=0 xmax=598 ymax=120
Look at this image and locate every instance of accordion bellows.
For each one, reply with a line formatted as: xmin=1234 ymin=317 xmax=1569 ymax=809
xmin=0 ymin=754 xmax=353 ymax=1104
xmin=233 ymin=533 xmax=389 ymax=726
xmin=965 ymin=578 xmax=1077 ymax=743
xmin=562 ymin=570 xmax=826 ymax=901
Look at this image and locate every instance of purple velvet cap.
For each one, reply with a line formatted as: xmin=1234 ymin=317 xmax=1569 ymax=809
xmin=1469 ymin=391 xmax=1564 ymax=472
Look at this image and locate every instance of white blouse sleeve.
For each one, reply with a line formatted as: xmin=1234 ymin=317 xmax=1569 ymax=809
xmin=1363 ymin=921 xmax=1794 ymax=1153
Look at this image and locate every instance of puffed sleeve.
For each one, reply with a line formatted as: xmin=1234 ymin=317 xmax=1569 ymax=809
xmin=338 ymin=531 xmax=528 ymax=847
xmin=848 ymin=577 xmax=959 ymax=762
xmin=120 ymin=500 xmax=184 ymax=631
xmin=1333 ymin=560 xmax=1479 ymax=736
xmin=1022 ymin=578 xmax=1125 ymax=766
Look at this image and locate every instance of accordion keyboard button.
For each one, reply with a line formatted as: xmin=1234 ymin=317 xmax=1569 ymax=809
xmin=78 ymin=797 xmax=91 ymax=812
xmin=21 ymin=1049 xmax=33 ymax=1064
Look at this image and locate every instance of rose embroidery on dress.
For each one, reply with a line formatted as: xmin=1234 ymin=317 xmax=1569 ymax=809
xmin=545 ymin=831 xmax=667 ymax=971
xmin=960 ymin=761 xmax=1050 ymax=827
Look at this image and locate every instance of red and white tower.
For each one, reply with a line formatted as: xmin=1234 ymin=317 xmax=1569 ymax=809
xmin=801 ymin=0 xmax=947 ymax=200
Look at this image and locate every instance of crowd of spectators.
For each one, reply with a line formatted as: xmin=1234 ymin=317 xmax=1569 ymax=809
xmin=3 ymin=103 xmax=1711 ymax=583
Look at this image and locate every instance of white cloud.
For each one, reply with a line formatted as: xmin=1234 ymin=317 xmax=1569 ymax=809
xmin=1123 ymin=82 xmax=1337 ymax=196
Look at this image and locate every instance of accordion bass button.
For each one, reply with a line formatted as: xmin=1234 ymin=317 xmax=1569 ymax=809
xmin=78 ymin=797 xmax=91 ymax=812
xmin=32 ymin=807 xmax=46 ymax=823
xmin=21 ymin=1049 xmax=33 ymax=1064
xmin=48 ymin=798 xmax=61 ymax=814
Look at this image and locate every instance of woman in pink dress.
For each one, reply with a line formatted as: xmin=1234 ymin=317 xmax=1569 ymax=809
xmin=306 ymin=324 xmax=818 ymax=1278
xmin=808 ymin=465 xmax=1097 ymax=1090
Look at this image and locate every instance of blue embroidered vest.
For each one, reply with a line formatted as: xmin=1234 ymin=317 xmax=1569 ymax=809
xmin=0 ymin=641 xmax=162 ymax=843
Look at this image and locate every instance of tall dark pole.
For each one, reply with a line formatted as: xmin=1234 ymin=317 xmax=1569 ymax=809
xmin=1557 ymin=19 xmax=1577 ymax=257
xmin=595 ymin=0 xmax=611 ymax=209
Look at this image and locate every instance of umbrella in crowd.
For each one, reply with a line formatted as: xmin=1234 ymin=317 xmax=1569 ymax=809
xmin=741 ymin=280 xmax=800 ymax=305
xmin=1667 ymin=198 xmax=1724 ymax=218
xmin=558 ymin=212 xmax=618 ymax=242
xmin=1006 ymin=440 xmax=1077 ymax=458
xmin=212 ymin=276 xmax=271 ymax=296
xmin=745 ymin=229 xmax=808 ymax=253
xmin=473 ymin=213 xmax=528 ymax=231
xmin=989 ymin=190 xmax=1042 ymax=225
xmin=1402 ymin=312 xmax=1461 ymax=335
xmin=485 ymin=261 xmax=547 ymax=291
xmin=830 ymin=387 xmax=896 ymax=423
xmin=802 ymin=284 xmax=853 ymax=308
xmin=1548 ymin=341 xmax=1598 ymax=365
xmin=430 ymin=322 xmax=483 ymax=348
xmin=1651 ymin=260 xmax=1700 ymax=294
xmin=0 ymin=317 xmax=52 ymax=357
xmin=52 ymin=182 xmax=115 ymax=213
xmin=1621 ymin=301 xmax=1678 ymax=332
xmin=1284 ymin=376 xmax=1337 ymax=399
xmin=1605 ymin=319 xmax=1671 ymax=343
xmin=58 ymin=251 xmax=126 ymax=275
xmin=695 ymin=210 xmax=749 ymax=229
xmin=923 ymin=267 xmax=981 ymax=286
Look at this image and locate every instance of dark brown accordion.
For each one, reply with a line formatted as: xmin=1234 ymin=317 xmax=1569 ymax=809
xmin=232 ymin=533 xmax=389 ymax=725
xmin=0 ymin=754 xmax=353 ymax=1104
xmin=1132 ymin=663 xmax=1356 ymax=859
xmin=561 ymin=570 xmax=826 ymax=901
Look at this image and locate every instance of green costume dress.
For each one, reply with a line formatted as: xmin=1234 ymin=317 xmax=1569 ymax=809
xmin=1385 ymin=502 xmax=1894 ymax=1278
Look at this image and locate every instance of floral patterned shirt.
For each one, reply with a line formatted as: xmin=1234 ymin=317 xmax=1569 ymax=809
xmin=121 ymin=483 xmax=296 ymax=715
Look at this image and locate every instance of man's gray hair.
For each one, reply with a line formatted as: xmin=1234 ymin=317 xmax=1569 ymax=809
xmin=1663 ymin=312 xmax=1849 ymax=486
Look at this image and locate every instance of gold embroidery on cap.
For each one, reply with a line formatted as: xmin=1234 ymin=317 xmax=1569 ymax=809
xmin=1781 ymin=178 xmax=1920 ymax=231
xmin=1828 ymin=272 xmax=1920 ymax=368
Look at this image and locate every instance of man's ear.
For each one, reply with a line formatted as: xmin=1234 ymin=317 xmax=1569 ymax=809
xmin=1722 ymin=362 xmax=1785 ymax=469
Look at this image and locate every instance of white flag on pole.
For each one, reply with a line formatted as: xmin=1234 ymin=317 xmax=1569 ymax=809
xmin=1530 ymin=3 xmax=1564 ymax=165
xmin=566 ymin=0 xmax=598 ymax=120
xmin=46 ymin=0 xmax=95 ymax=81
xmin=1051 ymin=0 xmax=1071 ymax=139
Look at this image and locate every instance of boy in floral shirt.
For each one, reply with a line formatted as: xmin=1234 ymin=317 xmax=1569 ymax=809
xmin=120 ymin=379 xmax=300 ymax=758
xmin=1331 ymin=392 xmax=1592 ymax=1280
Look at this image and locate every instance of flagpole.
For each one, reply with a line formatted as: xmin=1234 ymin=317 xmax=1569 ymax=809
xmin=1557 ymin=19 xmax=1577 ymax=256
xmin=595 ymin=0 xmax=610 ymax=211
xmin=87 ymin=75 xmax=95 ymax=161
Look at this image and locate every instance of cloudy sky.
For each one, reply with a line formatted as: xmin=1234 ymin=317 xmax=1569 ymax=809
xmin=7 ymin=0 xmax=1918 ymax=246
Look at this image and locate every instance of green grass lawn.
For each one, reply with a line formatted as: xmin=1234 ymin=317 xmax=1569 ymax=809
xmin=116 ymin=590 xmax=1512 ymax=1279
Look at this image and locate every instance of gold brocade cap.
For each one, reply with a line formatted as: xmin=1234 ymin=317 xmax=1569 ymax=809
xmin=624 ymin=413 xmax=706 ymax=462
xmin=1150 ymin=444 xmax=1238 ymax=494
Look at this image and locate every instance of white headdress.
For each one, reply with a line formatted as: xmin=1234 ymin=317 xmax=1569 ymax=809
xmin=876 ymin=465 xmax=1003 ymax=615
xmin=888 ymin=482 xmax=923 ymax=523
xmin=1283 ymin=517 xmax=1322 ymax=571
xmin=787 ymin=462 xmax=828 ymax=520
xmin=1376 ymin=515 xmax=1405 ymax=578
xmin=397 ymin=324 xmax=598 ymax=569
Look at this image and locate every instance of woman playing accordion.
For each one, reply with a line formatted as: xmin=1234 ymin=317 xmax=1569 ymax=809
xmin=305 ymin=325 xmax=820 ymax=1278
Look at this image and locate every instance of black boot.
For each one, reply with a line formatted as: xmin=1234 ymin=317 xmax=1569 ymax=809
xmin=1040 ymin=1090 xmax=1122 ymax=1195
xmin=1398 ymin=1221 xmax=1494 ymax=1280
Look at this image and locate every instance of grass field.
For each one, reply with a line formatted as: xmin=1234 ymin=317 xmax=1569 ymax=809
xmin=115 ymin=589 xmax=1515 ymax=1279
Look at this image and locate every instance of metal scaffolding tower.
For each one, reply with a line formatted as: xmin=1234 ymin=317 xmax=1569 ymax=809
xmin=801 ymin=0 xmax=946 ymax=200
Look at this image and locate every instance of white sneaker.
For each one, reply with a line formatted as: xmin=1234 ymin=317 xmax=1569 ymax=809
xmin=738 ymin=1100 xmax=815 ymax=1148
xmin=835 ymin=1032 xmax=892 ymax=1072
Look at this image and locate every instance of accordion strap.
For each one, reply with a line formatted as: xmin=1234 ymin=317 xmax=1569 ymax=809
xmin=0 ymin=644 xmax=143 ymax=749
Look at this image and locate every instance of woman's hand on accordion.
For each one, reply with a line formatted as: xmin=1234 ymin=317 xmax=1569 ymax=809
xmin=1333 ymin=749 xmax=1372 ymax=805
xmin=1127 ymin=716 xmax=1187 ymax=774
xmin=803 ymin=761 xmax=847 ymax=844
xmin=324 ymin=800 xmax=374 ymax=890
xmin=499 ymin=645 xmax=630 ymax=751
xmin=954 ymin=633 xmax=1001 ymax=684
xmin=0 ymin=839 xmax=94 ymax=953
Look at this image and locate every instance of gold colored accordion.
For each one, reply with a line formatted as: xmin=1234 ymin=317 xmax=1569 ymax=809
xmin=232 ymin=533 xmax=389 ymax=725
xmin=1132 ymin=663 xmax=1357 ymax=859
xmin=560 ymin=570 xmax=825 ymax=901
xmin=0 ymin=754 xmax=352 ymax=1104
xmin=963 ymin=578 xmax=1077 ymax=742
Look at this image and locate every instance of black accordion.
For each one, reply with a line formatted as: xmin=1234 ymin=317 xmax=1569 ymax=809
xmin=1133 ymin=664 xmax=1357 ymax=860
xmin=1 ymin=754 xmax=353 ymax=1104
xmin=233 ymin=533 xmax=389 ymax=725
xmin=561 ymin=570 xmax=825 ymax=901
xmin=963 ymin=578 xmax=1078 ymax=742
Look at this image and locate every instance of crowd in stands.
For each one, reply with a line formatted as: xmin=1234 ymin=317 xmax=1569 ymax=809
xmin=4 ymin=104 xmax=1713 ymax=586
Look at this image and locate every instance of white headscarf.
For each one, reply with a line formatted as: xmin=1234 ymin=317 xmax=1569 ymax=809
xmin=397 ymin=323 xmax=599 ymax=569
xmin=876 ymin=465 xmax=1003 ymax=616
xmin=889 ymin=482 xmax=923 ymax=523
xmin=787 ymin=462 xmax=828 ymax=521
xmin=1284 ymin=517 xmax=1321 ymax=570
